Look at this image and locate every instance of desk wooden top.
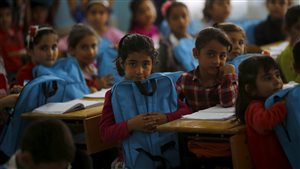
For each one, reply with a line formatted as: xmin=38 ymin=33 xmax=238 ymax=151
xmin=157 ymin=118 xmax=244 ymax=135
xmin=22 ymin=105 xmax=103 ymax=120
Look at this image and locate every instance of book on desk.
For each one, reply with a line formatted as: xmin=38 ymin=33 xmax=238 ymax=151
xmin=32 ymin=99 xmax=104 ymax=114
xmin=182 ymin=105 xmax=235 ymax=120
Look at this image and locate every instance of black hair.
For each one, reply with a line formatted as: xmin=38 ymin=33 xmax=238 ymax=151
xmin=284 ymin=5 xmax=300 ymax=29
xmin=165 ymin=1 xmax=188 ymax=19
xmin=235 ymin=56 xmax=281 ymax=124
xmin=202 ymin=0 xmax=216 ymax=21
xmin=20 ymin=119 xmax=75 ymax=164
xmin=25 ymin=25 xmax=57 ymax=50
xmin=213 ymin=22 xmax=246 ymax=38
xmin=67 ymin=23 xmax=98 ymax=49
xmin=116 ymin=33 xmax=158 ymax=76
xmin=293 ymin=39 xmax=300 ymax=69
xmin=195 ymin=27 xmax=232 ymax=52
xmin=129 ymin=0 xmax=145 ymax=31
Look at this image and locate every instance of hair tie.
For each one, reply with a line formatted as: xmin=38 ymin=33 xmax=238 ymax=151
xmin=161 ymin=0 xmax=172 ymax=17
xmin=26 ymin=25 xmax=53 ymax=48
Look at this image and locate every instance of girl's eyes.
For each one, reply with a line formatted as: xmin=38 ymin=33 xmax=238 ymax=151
xmin=126 ymin=61 xmax=151 ymax=68
xmin=39 ymin=44 xmax=57 ymax=51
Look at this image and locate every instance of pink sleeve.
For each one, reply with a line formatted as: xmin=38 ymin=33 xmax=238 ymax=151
xmin=98 ymin=90 xmax=131 ymax=143
xmin=245 ymin=100 xmax=287 ymax=134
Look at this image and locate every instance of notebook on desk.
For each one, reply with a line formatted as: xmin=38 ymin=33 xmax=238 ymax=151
xmin=83 ymin=88 xmax=110 ymax=99
xmin=182 ymin=105 xmax=235 ymax=120
xmin=32 ymin=99 xmax=104 ymax=114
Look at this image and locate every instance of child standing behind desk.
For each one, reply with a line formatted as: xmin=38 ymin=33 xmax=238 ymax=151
xmin=176 ymin=27 xmax=238 ymax=112
xmin=99 ymin=34 xmax=192 ymax=169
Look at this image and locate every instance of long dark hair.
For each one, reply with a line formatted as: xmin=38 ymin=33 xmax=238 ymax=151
xmin=116 ymin=33 xmax=158 ymax=76
xmin=235 ymin=56 xmax=281 ymax=124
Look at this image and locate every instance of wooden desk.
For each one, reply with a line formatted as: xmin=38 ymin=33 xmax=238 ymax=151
xmin=22 ymin=104 xmax=114 ymax=155
xmin=157 ymin=119 xmax=252 ymax=169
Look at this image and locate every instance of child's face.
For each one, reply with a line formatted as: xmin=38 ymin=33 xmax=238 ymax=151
xmin=122 ymin=52 xmax=153 ymax=81
xmin=29 ymin=34 xmax=58 ymax=67
xmin=287 ymin=18 xmax=300 ymax=45
xmin=167 ymin=6 xmax=190 ymax=38
xmin=134 ymin=0 xmax=156 ymax=27
xmin=254 ymin=67 xmax=283 ymax=98
xmin=71 ymin=35 xmax=98 ymax=66
xmin=194 ymin=40 xmax=228 ymax=77
xmin=32 ymin=6 xmax=49 ymax=24
xmin=86 ymin=3 xmax=109 ymax=31
xmin=0 ymin=8 xmax=12 ymax=30
xmin=209 ymin=0 xmax=231 ymax=23
xmin=267 ymin=0 xmax=289 ymax=19
xmin=227 ymin=31 xmax=245 ymax=60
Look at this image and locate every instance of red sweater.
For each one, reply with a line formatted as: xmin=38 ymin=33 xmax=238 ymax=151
xmin=15 ymin=62 xmax=34 ymax=86
xmin=99 ymin=90 xmax=192 ymax=159
xmin=245 ymin=100 xmax=291 ymax=169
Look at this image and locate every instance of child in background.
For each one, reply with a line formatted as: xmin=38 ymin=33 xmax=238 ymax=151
xmin=5 ymin=119 xmax=75 ymax=169
xmin=0 ymin=1 xmax=25 ymax=83
xmin=254 ymin=0 xmax=291 ymax=46
xmin=129 ymin=0 xmax=159 ymax=48
xmin=15 ymin=25 xmax=58 ymax=86
xmin=99 ymin=34 xmax=192 ymax=168
xmin=86 ymin=0 xmax=124 ymax=46
xmin=276 ymin=5 xmax=300 ymax=83
xmin=157 ymin=1 xmax=195 ymax=72
xmin=26 ymin=1 xmax=52 ymax=29
xmin=293 ymin=40 xmax=300 ymax=74
xmin=68 ymin=24 xmax=113 ymax=92
xmin=176 ymin=27 xmax=238 ymax=112
xmin=235 ymin=56 xmax=291 ymax=169
xmin=214 ymin=22 xmax=246 ymax=61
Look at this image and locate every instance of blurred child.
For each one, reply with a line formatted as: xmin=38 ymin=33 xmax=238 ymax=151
xmin=158 ymin=1 xmax=195 ymax=72
xmin=0 ymin=1 xmax=25 ymax=83
xmin=15 ymin=25 xmax=58 ymax=86
xmin=86 ymin=0 xmax=124 ymax=46
xmin=202 ymin=0 xmax=231 ymax=28
xmin=214 ymin=22 xmax=246 ymax=61
xmin=99 ymin=34 xmax=192 ymax=168
xmin=5 ymin=119 xmax=75 ymax=169
xmin=254 ymin=0 xmax=291 ymax=46
xmin=176 ymin=27 xmax=237 ymax=112
xmin=129 ymin=0 xmax=159 ymax=48
xmin=26 ymin=1 xmax=52 ymax=29
xmin=276 ymin=5 xmax=300 ymax=83
xmin=235 ymin=56 xmax=291 ymax=169
xmin=68 ymin=24 xmax=113 ymax=92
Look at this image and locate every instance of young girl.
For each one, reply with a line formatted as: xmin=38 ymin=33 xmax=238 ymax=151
xmin=85 ymin=0 xmax=124 ymax=46
xmin=15 ymin=25 xmax=58 ymax=86
xmin=176 ymin=27 xmax=238 ymax=112
xmin=235 ymin=56 xmax=291 ymax=169
xmin=99 ymin=33 xmax=192 ymax=168
xmin=158 ymin=1 xmax=196 ymax=72
xmin=68 ymin=24 xmax=113 ymax=92
xmin=129 ymin=0 xmax=159 ymax=48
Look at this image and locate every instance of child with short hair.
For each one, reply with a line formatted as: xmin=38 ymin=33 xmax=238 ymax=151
xmin=0 ymin=1 xmax=25 ymax=83
xmin=85 ymin=0 xmax=124 ymax=46
xmin=276 ymin=5 xmax=300 ymax=83
xmin=254 ymin=0 xmax=291 ymax=46
xmin=235 ymin=56 xmax=291 ymax=169
xmin=15 ymin=25 xmax=58 ymax=86
xmin=129 ymin=0 xmax=159 ymax=48
xmin=68 ymin=24 xmax=113 ymax=92
xmin=158 ymin=1 xmax=195 ymax=72
xmin=5 ymin=119 xmax=75 ymax=169
xmin=176 ymin=27 xmax=238 ymax=112
xmin=99 ymin=33 xmax=192 ymax=168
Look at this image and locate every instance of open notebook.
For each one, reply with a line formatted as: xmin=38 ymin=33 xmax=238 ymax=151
xmin=33 ymin=99 xmax=104 ymax=114
xmin=83 ymin=88 xmax=110 ymax=99
xmin=183 ymin=105 xmax=235 ymax=120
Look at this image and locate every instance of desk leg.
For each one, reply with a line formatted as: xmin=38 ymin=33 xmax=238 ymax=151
xmin=83 ymin=115 xmax=115 ymax=155
xmin=230 ymin=133 xmax=252 ymax=169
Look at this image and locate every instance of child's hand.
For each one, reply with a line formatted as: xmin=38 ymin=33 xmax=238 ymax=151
xmin=97 ymin=75 xmax=114 ymax=89
xmin=127 ymin=114 xmax=157 ymax=132
xmin=10 ymin=85 xmax=23 ymax=94
xmin=146 ymin=112 xmax=168 ymax=126
xmin=221 ymin=64 xmax=235 ymax=75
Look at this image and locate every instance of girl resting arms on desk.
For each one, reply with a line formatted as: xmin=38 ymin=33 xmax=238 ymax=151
xmin=235 ymin=56 xmax=291 ymax=169
xmin=99 ymin=33 xmax=192 ymax=169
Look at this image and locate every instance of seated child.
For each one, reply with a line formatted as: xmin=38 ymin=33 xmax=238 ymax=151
xmin=176 ymin=27 xmax=238 ymax=112
xmin=254 ymin=0 xmax=291 ymax=46
xmin=15 ymin=25 xmax=59 ymax=86
xmin=276 ymin=5 xmax=300 ymax=83
xmin=158 ymin=1 xmax=196 ymax=72
xmin=5 ymin=119 xmax=75 ymax=169
xmin=235 ymin=56 xmax=291 ymax=169
xmin=99 ymin=34 xmax=192 ymax=168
